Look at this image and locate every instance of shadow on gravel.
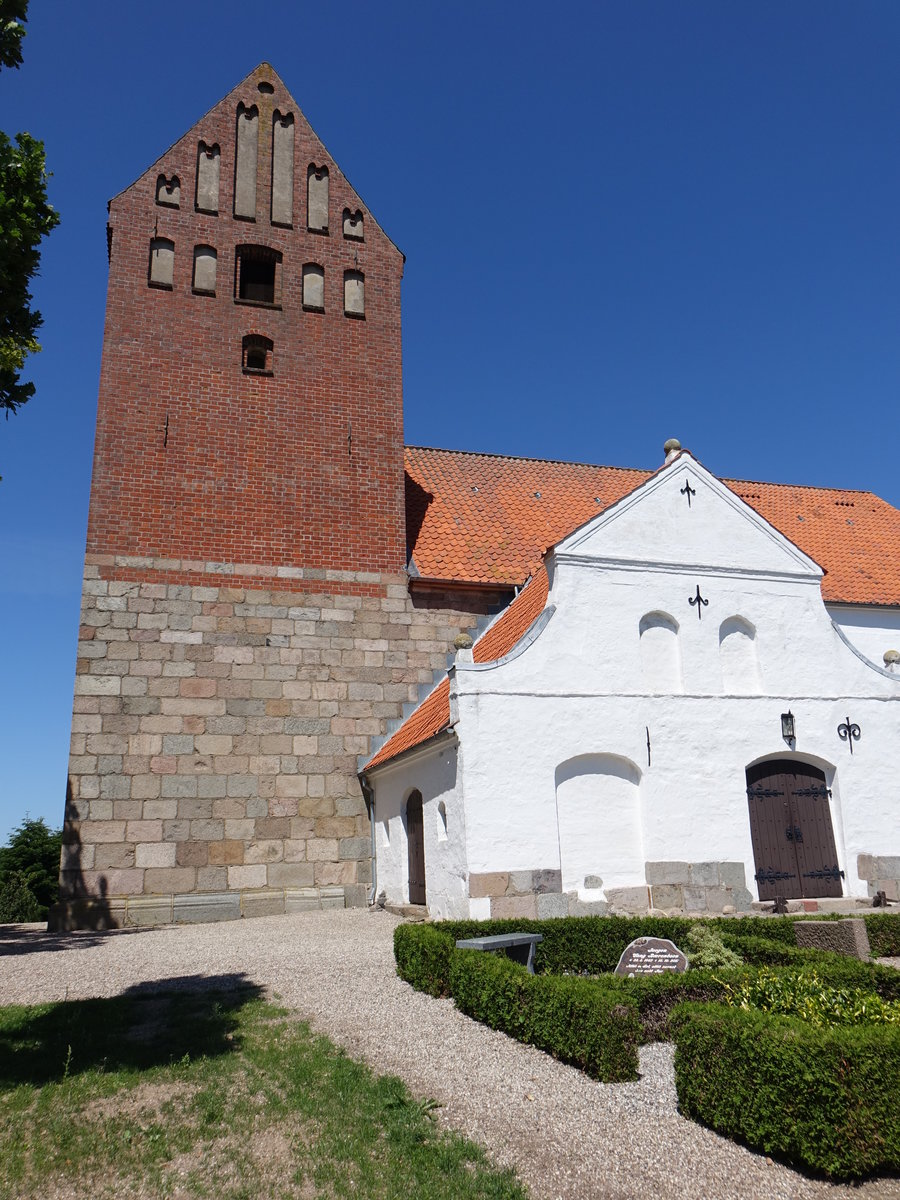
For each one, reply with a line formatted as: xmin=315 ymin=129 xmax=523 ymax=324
xmin=0 ymin=923 xmax=154 ymax=957
xmin=0 ymin=973 xmax=263 ymax=1087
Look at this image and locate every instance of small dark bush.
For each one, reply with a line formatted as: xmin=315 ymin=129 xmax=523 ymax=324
xmin=0 ymin=871 xmax=43 ymax=923
xmin=685 ymin=925 xmax=743 ymax=969
xmin=449 ymin=949 xmax=641 ymax=1082
xmin=672 ymin=1002 xmax=900 ymax=1179
xmin=865 ymin=913 xmax=900 ymax=958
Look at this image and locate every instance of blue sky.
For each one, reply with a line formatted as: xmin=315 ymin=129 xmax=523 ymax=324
xmin=1 ymin=1 xmax=899 ymax=843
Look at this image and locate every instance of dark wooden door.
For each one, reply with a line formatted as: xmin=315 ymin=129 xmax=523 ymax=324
xmin=407 ymin=791 xmax=426 ymax=905
xmin=746 ymin=760 xmax=842 ymax=900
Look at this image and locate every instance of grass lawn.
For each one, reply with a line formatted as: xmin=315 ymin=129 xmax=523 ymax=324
xmin=0 ymin=977 xmax=526 ymax=1199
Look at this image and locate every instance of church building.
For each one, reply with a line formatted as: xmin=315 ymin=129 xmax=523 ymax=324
xmin=55 ymin=65 xmax=900 ymax=928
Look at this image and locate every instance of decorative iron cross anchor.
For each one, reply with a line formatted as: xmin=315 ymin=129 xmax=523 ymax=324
xmin=688 ymin=585 xmax=708 ymax=620
xmin=680 ymin=479 xmax=696 ymax=508
xmin=837 ymin=717 xmax=861 ymax=754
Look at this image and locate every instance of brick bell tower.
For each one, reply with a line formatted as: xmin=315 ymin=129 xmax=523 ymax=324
xmin=57 ymin=65 xmax=467 ymax=928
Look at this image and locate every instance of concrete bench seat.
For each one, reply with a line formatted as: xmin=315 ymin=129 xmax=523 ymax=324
xmin=455 ymin=932 xmax=543 ymax=974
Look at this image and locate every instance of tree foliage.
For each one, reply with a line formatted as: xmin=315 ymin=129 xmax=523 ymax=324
xmin=0 ymin=816 xmax=62 ymax=918
xmin=0 ymin=0 xmax=59 ymax=417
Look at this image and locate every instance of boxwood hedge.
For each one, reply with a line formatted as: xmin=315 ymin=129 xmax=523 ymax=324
xmin=671 ymin=1002 xmax=900 ymax=1179
xmin=449 ymin=948 xmax=641 ymax=1081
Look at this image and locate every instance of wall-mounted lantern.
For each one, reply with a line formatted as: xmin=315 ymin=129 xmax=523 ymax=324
xmin=781 ymin=711 xmax=795 ymax=743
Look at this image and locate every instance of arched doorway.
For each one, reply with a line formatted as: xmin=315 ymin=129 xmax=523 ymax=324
xmin=745 ymin=759 xmax=842 ymax=900
xmin=406 ymin=790 xmax=426 ymax=905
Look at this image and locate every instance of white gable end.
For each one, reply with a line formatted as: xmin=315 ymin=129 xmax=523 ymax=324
xmin=554 ymin=454 xmax=822 ymax=582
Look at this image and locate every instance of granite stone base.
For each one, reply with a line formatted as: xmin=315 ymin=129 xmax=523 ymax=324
xmin=47 ymin=884 xmax=353 ymax=931
xmin=645 ymin=861 xmax=754 ymax=913
xmin=858 ymin=854 xmax=900 ymax=901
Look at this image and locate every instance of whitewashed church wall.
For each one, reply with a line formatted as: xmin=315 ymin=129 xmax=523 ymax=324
xmin=828 ymin=605 xmax=900 ymax=670
xmin=368 ymin=740 xmax=470 ymax=919
xmin=454 ymin=685 xmax=899 ymax=904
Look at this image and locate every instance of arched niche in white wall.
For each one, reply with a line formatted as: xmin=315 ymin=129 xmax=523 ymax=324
xmin=639 ymin=612 xmax=682 ymax=694
xmin=554 ymin=754 xmax=643 ymax=896
xmin=719 ymin=616 xmax=762 ymax=694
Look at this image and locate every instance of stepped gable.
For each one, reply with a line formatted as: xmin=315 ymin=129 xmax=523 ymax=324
xmin=404 ymin=446 xmax=900 ymax=606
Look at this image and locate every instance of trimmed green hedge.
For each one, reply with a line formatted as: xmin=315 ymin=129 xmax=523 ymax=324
xmin=393 ymin=923 xmax=455 ymax=997
xmin=437 ymin=914 xmax=800 ymax=976
xmin=672 ymin=1002 xmax=900 ymax=1179
xmin=865 ymin=913 xmax=900 ymax=958
xmin=449 ymin=949 xmax=641 ymax=1081
xmin=394 ymin=920 xmax=900 ymax=1044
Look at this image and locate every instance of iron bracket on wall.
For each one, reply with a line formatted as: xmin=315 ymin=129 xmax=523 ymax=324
xmin=837 ymin=717 xmax=861 ymax=754
xmin=688 ymin=584 xmax=708 ymax=620
xmin=680 ymin=479 xmax=696 ymax=507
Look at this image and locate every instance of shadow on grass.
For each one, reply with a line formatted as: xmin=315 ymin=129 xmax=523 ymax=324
xmin=0 ymin=974 xmax=264 ymax=1088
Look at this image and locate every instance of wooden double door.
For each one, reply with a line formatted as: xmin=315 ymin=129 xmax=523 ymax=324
xmin=746 ymin=760 xmax=842 ymax=900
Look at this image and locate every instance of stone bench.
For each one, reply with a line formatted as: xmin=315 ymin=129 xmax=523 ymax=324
xmin=455 ymin=932 xmax=543 ymax=974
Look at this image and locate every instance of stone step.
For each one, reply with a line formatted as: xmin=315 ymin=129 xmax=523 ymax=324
xmin=750 ymin=896 xmax=892 ymax=915
xmin=382 ymin=903 xmax=430 ymax=921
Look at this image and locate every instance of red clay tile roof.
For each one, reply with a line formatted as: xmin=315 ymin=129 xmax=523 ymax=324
xmin=369 ymin=448 xmax=900 ymax=771
xmin=363 ymin=568 xmax=550 ymax=771
xmin=405 ymin=446 xmax=900 ymax=607
xmin=364 ymin=677 xmax=451 ymax=771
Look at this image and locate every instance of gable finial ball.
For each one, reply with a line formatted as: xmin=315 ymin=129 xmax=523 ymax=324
xmin=884 ymin=649 xmax=900 ymax=667
xmin=663 ymin=438 xmax=681 ymax=463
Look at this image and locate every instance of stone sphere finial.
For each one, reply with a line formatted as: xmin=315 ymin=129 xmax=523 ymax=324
xmin=663 ymin=438 xmax=682 ymax=464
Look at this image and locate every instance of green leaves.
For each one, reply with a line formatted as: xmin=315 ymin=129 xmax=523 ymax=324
xmin=0 ymin=130 xmax=59 ymax=416
xmin=0 ymin=2 xmax=26 ymax=71
xmin=0 ymin=1 xmax=59 ymax=420
xmin=0 ymin=816 xmax=63 ymax=917
xmin=723 ymin=966 xmax=900 ymax=1028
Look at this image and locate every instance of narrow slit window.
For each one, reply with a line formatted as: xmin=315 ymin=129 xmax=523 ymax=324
xmin=242 ymin=334 xmax=273 ymax=375
xmin=148 ymin=237 xmax=175 ymax=289
xmin=235 ymin=245 xmax=282 ymax=306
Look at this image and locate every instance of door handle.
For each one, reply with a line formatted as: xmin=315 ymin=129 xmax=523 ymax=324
xmin=785 ymin=826 xmax=803 ymax=842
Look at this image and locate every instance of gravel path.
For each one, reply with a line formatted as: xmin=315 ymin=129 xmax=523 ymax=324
xmin=1 ymin=910 xmax=898 ymax=1200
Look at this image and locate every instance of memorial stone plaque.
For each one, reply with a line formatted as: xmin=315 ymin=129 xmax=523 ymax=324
xmin=614 ymin=936 xmax=687 ymax=977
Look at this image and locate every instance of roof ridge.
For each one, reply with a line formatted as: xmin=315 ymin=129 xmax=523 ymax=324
xmin=726 ymin=477 xmax=877 ymax=498
xmin=404 ymin=445 xmax=650 ymax=473
xmin=404 ymin=444 xmax=877 ymax=499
